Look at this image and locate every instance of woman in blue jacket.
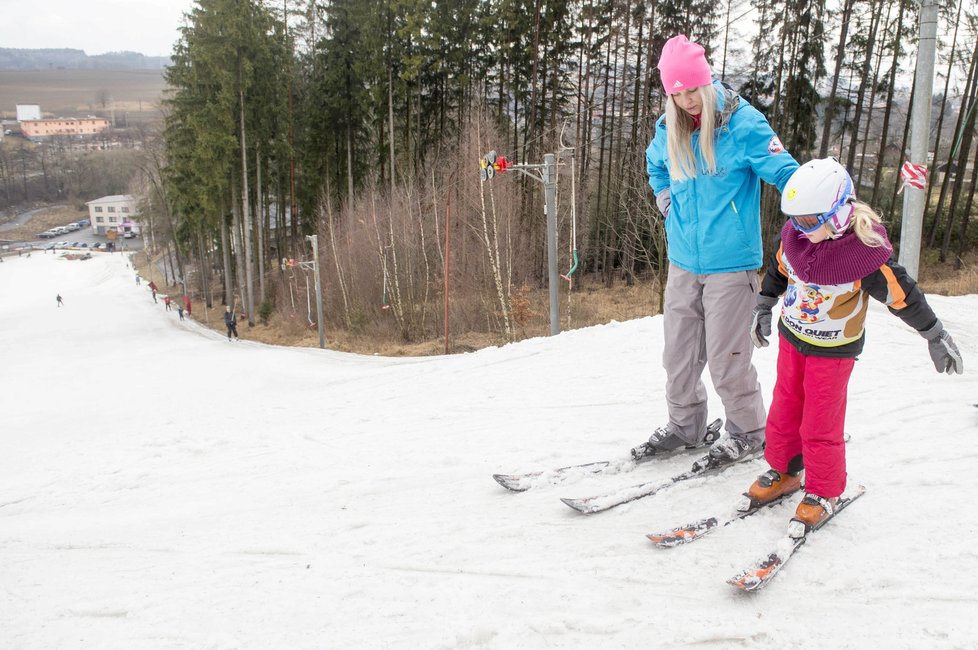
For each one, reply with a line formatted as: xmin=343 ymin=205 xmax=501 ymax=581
xmin=643 ymin=35 xmax=799 ymax=469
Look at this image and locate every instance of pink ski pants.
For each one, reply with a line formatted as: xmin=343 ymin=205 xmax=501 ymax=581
xmin=765 ymin=335 xmax=855 ymax=498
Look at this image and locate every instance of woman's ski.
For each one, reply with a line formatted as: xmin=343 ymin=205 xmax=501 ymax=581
xmin=493 ymin=419 xmax=721 ymax=492
xmin=559 ymin=447 xmax=764 ymax=514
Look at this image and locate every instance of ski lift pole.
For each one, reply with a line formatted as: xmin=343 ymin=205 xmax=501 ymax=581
xmin=480 ymin=150 xmax=561 ymax=335
xmin=542 ymin=153 xmax=559 ymax=335
xmin=291 ymin=235 xmax=325 ymax=349
xmin=899 ymin=0 xmax=938 ymax=279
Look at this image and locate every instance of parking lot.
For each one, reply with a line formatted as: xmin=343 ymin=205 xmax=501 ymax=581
xmin=3 ymin=227 xmax=144 ymax=256
xmin=0 ymin=208 xmax=145 ymax=258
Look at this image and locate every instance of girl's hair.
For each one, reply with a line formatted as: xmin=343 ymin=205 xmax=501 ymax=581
xmin=849 ymin=201 xmax=887 ymax=248
xmin=665 ymin=84 xmax=717 ymax=181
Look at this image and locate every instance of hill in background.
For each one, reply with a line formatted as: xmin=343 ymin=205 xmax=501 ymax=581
xmin=0 ymin=48 xmax=170 ymax=71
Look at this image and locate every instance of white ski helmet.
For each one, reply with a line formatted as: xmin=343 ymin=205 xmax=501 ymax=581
xmin=781 ymin=158 xmax=855 ymax=235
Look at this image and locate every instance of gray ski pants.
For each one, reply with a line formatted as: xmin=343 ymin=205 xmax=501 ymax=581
xmin=662 ymin=264 xmax=767 ymax=445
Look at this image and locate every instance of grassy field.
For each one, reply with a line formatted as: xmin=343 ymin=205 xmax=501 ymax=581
xmin=0 ymin=69 xmax=168 ymax=124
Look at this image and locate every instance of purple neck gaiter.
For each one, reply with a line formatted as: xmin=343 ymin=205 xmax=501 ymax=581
xmin=780 ymin=221 xmax=893 ymax=285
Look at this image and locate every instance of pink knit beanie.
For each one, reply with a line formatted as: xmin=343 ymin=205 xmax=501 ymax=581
xmin=658 ymin=35 xmax=713 ymax=95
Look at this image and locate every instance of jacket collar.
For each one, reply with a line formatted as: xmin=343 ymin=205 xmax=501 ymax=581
xmin=712 ymin=80 xmax=740 ymax=129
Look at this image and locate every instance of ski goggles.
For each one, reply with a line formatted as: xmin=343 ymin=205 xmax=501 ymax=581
xmin=787 ymin=177 xmax=854 ymax=234
xmin=788 ymin=213 xmax=827 ymax=233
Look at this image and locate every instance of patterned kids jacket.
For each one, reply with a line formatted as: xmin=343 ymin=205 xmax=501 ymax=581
xmin=760 ymin=221 xmax=939 ymax=358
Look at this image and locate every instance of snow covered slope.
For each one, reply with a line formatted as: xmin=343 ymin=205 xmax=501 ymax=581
xmin=2 ymin=252 xmax=976 ymax=648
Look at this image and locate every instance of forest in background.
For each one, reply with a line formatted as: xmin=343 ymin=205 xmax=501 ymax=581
xmin=59 ymin=0 xmax=978 ymax=346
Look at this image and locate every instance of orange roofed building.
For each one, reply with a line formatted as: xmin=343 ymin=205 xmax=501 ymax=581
xmin=20 ymin=117 xmax=110 ymax=142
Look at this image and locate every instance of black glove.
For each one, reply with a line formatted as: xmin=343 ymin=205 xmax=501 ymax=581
xmin=921 ymin=321 xmax=964 ymax=374
xmin=655 ymin=189 xmax=671 ymax=219
xmin=749 ymin=294 xmax=779 ymax=348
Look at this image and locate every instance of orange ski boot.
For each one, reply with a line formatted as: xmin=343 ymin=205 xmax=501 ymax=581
xmin=788 ymin=493 xmax=839 ymax=538
xmin=740 ymin=468 xmax=803 ymax=511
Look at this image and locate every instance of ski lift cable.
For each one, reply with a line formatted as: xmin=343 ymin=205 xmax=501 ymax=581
xmin=559 ymin=121 xmax=579 ymax=285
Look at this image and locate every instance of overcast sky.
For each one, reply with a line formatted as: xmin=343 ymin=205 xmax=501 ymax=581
xmin=0 ymin=0 xmax=195 ymax=57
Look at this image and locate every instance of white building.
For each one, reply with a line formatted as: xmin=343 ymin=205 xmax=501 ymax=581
xmin=86 ymin=195 xmax=139 ymax=236
xmin=16 ymin=104 xmax=41 ymax=122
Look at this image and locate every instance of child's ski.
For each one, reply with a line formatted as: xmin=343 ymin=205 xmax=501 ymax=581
xmin=726 ymin=485 xmax=866 ymax=592
xmin=646 ymin=490 xmax=800 ymax=547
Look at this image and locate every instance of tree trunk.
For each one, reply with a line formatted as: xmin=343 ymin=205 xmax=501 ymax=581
xmin=346 ymin=124 xmax=354 ymax=204
xmin=940 ymin=87 xmax=978 ymax=262
xmin=856 ymin=1 xmax=891 ymax=188
xmin=819 ymin=0 xmax=855 ymax=157
xmin=597 ymin=26 xmax=613 ymax=287
xmin=870 ymin=0 xmax=906 ymax=207
xmin=221 ymin=208 xmax=234 ymax=309
xmin=845 ymin=0 xmax=883 ymax=172
xmin=926 ymin=0 xmax=968 ymax=246
xmin=256 ymin=147 xmax=266 ymax=304
xmin=953 ymin=137 xmax=978 ymax=268
xmin=930 ymin=42 xmax=978 ymax=249
xmin=239 ymin=78 xmax=255 ymax=326
xmin=887 ymin=73 xmax=914 ymax=219
xmin=388 ymin=64 xmax=396 ymax=193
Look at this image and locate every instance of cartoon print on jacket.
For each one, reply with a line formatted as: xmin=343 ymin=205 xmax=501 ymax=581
xmin=796 ymin=284 xmax=832 ymax=323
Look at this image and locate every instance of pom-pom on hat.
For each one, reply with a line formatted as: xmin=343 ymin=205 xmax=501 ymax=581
xmin=658 ymin=35 xmax=713 ymax=95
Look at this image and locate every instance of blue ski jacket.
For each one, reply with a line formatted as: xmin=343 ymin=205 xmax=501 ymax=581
xmin=646 ymin=81 xmax=799 ymax=274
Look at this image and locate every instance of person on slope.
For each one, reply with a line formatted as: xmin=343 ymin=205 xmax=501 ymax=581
xmin=743 ymin=158 xmax=963 ymax=537
xmin=643 ymin=34 xmax=799 ymax=470
xmin=224 ymin=306 xmax=239 ymax=341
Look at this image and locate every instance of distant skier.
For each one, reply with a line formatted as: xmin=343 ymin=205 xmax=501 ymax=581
xmin=148 ymin=280 xmax=158 ymax=303
xmin=224 ymin=306 xmax=239 ymax=341
xmin=163 ymin=295 xmax=172 ymax=311
xmin=177 ymin=303 xmax=184 ymax=320
xmin=56 ymin=294 xmax=64 ymax=307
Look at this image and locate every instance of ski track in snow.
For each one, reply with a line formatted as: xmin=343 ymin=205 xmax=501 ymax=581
xmin=1 ymin=252 xmax=976 ymax=649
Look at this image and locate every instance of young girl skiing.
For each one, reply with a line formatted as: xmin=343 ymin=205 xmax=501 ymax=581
xmin=745 ymin=158 xmax=964 ymax=538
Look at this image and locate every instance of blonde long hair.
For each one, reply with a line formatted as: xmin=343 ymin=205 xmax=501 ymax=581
xmin=849 ymin=201 xmax=887 ymax=248
xmin=665 ymin=84 xmax=717 ymax=181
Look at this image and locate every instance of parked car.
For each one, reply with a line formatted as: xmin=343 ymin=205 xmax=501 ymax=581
xmin=77 ymin=219 xmax=91 ymax=226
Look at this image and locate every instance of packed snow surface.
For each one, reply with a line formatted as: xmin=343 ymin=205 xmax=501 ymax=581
xmin=2 ymin=252 xmax=977 ymax=649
